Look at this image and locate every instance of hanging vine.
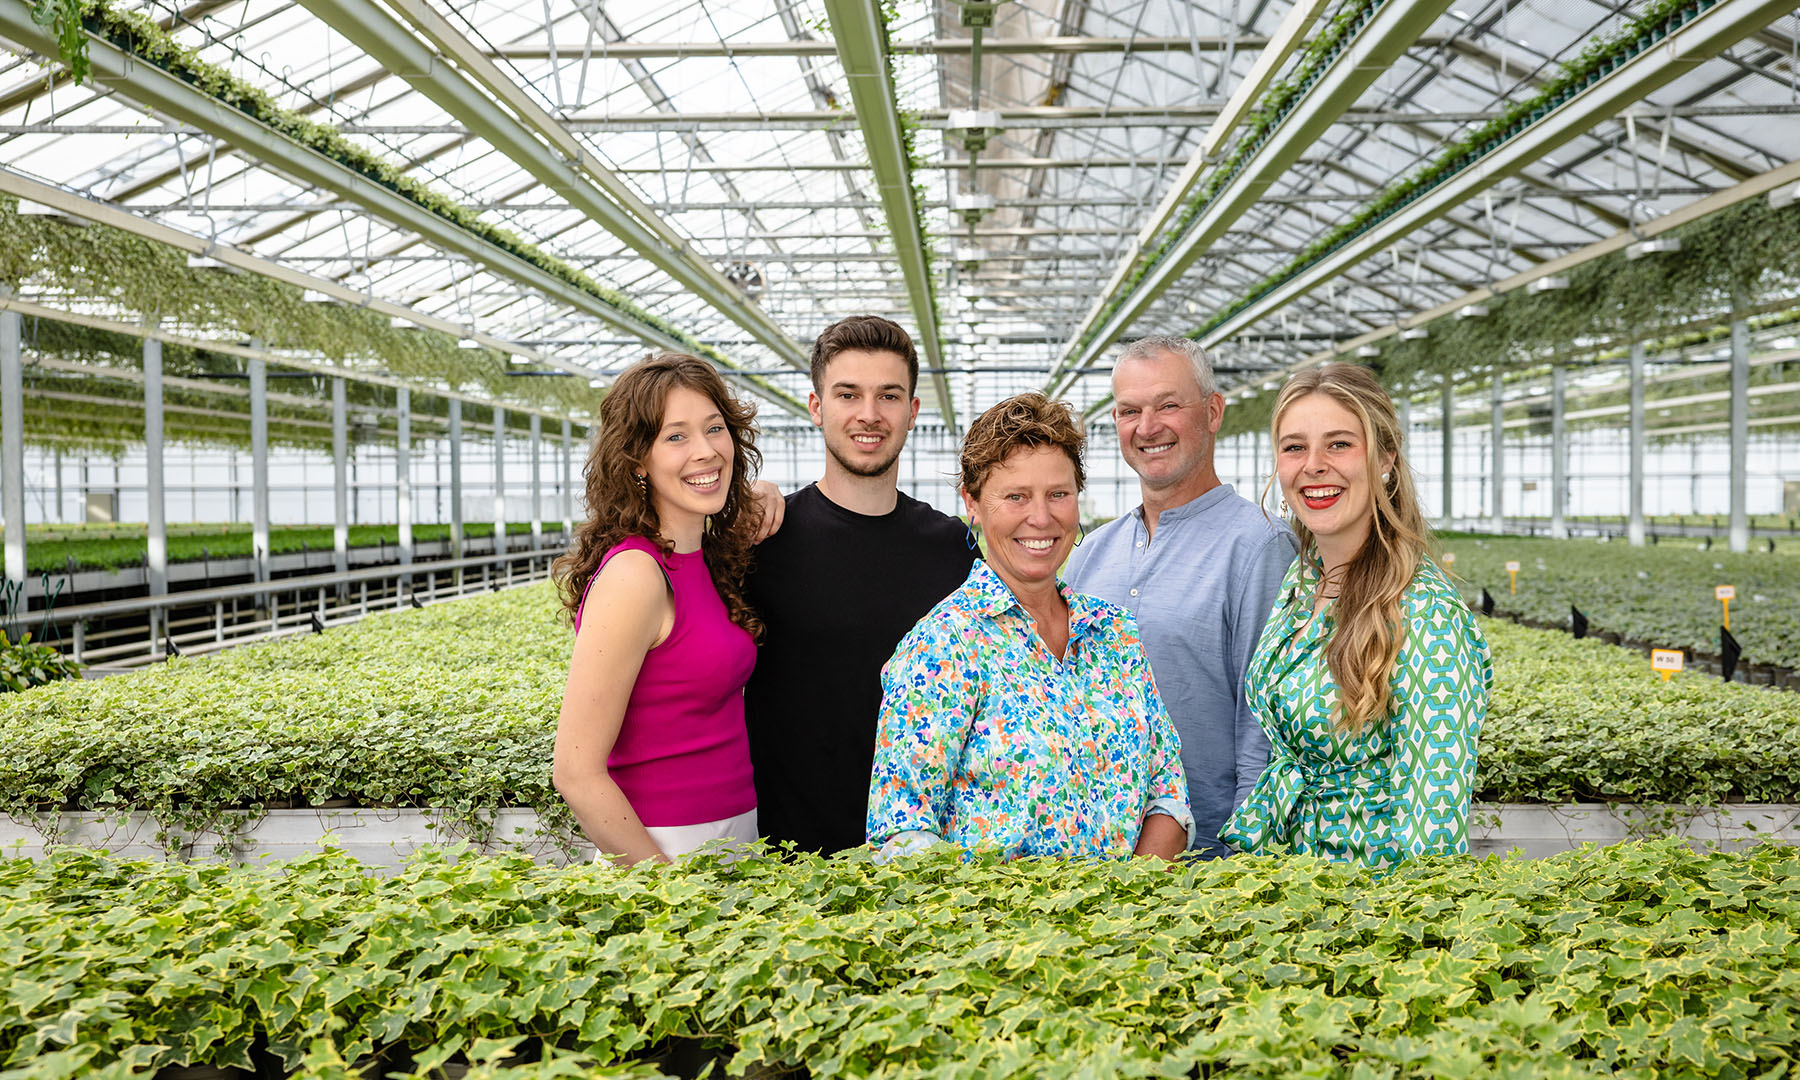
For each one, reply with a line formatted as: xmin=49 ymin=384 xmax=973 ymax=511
xmin=21 ymin=0 xmax=796 ymax=407
xmin=1216 ymin=195 xmax=1800 ymax=438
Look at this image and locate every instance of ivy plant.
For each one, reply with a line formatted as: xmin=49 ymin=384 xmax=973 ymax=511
xmin=5 ymin=582 xmax=1800 ymax=858
xmin=3 ymin=840 xmax=1800 ymax=1077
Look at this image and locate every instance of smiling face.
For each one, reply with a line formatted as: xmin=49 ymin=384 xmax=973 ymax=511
xmin=1111 ymin=349 xmax=1225 ymax=497
xmin=962 ymin=444 xmax=1081 ymax=595
xmin=638 ymin=385 xmax=735 ymax=535
xmin=1275 ymin=391 xmax=1394 ymax=554
xmin=809 ymin=348 xmax=920 ymax=479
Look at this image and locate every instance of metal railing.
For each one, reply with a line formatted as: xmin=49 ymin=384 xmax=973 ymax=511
xmin=38 ymin=547 xmax=561 ymax=669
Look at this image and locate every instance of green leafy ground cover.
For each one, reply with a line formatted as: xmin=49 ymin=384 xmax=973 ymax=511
xmin=1436 ymin=534 xmax=1800 ymax=670
xmin=8 ymin=521 xmax=563 ymax=574
xmin=2 ymin=584 xmax=1799 ymax=844
xmin=3 ymin=840 xmax=1799 ymax=1078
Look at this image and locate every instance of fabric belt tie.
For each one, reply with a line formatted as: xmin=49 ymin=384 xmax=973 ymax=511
xmin=1260 ymin=754 xmax=1390 ymax=847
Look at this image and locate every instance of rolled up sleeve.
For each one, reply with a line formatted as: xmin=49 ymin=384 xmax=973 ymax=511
xmin=1135 ymin=654 xmax=1195 ymax=848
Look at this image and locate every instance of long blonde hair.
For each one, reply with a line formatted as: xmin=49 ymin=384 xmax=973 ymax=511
xmin=1262 ymin=364 xmax=1435 ymax=732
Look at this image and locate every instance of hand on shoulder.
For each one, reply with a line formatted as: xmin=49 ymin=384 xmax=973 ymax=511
xmin=750 ymin=480 xmax=785 ymax=543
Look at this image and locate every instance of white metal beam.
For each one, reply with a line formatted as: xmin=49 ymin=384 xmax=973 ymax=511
xmin=306 ymin=0 xmax=808 ymax=377
xmin=1056 ymin=0 xmax=1333 ymax=378
xmin=1628 ymin=343 xmax=1646 ymax=546
xmin=493 ymin=407 xmax=508 ymax=558
xmin=0 ymin=5 xmax=805 ymax=417
xmin=398 ymin=386 xmax=414 ymax=569
xmin=1047 ymin=0 xmax=1454 ymax=396
xmin=1 ymin=310 xmax=23 ymax=598
xmin=529 ymin=413 xmax=542 ymax=549
xmin=821 ymin=0 xmax=957 ymax=430
xmin=333 ymin=376 xmax=349 ymax=577
xmin=144 ymin=334 xmax=167 ymax=650
xmin=1204 ymin=0 xmax=1797 ymax=361
xmin=1729 ymin=318 xmax=1749 ymax=552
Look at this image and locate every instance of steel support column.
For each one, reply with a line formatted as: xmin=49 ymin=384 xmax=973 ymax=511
xmin=1 ymin=311 xmax=23 ymax=597
xmin=493 ymin=407 xmax=507 ymax=558
xmin=397 ymin=386 xmax=413 ymax=569
xmin=249 ymin=351 xmax=270 ymax=607
xmin=144 ymin=335 xmax=167 ymax=651
xmin=561 ymin=419 xmax=574 ymax=534
xmin=529 ymin=413 xmax=542 ymax=549
xmin=1550 ymin=365 xmax=1567 ymax=538
xmin=1440 ymin=381 xmax=1454 ymax=526
xmin=1729 ymin=319 xmax=1749 ymax=553
xmin=1489 ymin=375 xmax=1505 ymax=533
xmin=332 ymin=377 xmax=349 ymax=576
xmin=449 ymin=400 xmax=464 ymax=587
xmin=1628 ymin=343 xmax=1646 ymax=546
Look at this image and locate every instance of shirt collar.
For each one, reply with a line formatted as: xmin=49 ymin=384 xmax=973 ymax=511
xmin=1134 ymin=482 xmax=1237 ymax=529
xmin=966 ymin=559 xmax=1110 ymax=639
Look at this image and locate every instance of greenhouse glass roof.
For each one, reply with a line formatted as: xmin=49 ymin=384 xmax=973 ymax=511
xmin=0 ymin=0 xmax=1796 ymax=432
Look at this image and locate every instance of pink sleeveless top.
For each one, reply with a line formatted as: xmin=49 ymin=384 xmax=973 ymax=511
xmin=576 ymin=536 xmax=758 ymax=827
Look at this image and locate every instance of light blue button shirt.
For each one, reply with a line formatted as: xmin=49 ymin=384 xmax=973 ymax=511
xmin=1066 ymin=484 xmax=1297 ymax=856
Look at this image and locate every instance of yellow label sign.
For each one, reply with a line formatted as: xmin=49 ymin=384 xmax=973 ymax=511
xmin=1505 ymin=560 xmax=1521 ymax=572
xmin=1651 ymin=649 xmax=1685 ymax=672
xmin=1716 ymin=585 xmax=1736 ymax=600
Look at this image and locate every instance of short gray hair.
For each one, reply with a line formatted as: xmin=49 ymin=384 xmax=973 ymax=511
xmin=1115 ymin=336 xmax=1219 ymax=398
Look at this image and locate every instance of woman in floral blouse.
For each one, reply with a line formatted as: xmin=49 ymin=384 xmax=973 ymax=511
xmin=866 ymin=393 xmax=1193 ymax=860
xmin=1221 ymin=363 xmax=1492 ymax=870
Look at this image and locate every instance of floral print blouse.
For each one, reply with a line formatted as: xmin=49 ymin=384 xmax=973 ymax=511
xmin=1220 ymin=554 xmax=1492 ymax=870
xmin=866 ymin=560 xmax=1194 ymax=859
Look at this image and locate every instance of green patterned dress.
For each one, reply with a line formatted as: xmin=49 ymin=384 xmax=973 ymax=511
xmin=1220 ymin=555 xmax=1492 ymax=869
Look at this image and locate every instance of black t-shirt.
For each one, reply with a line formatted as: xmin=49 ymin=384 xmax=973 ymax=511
xmin=744 ymin=483 xmax=976 ymax=854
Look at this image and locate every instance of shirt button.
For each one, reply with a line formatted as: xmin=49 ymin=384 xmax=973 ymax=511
xmin=1130 ymin=588 xmax=1139 ymax=597
xmin=1136 ymin=541 xmax=1143 ymax=548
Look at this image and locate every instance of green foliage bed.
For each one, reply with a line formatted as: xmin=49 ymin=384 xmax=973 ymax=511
xmin=15 ymin=521 xmax=564 ymax=574
xmin=2 ymin=583 xmax=1799 ymax=844
xmin=3 ymin=840 xmax=1799 ymax=1079
xmin=1436 ymin=533 xmax=1800 ymax=670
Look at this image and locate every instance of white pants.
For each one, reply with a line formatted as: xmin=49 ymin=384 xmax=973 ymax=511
xmin=594 ymin=807 xmax=759 ymax=863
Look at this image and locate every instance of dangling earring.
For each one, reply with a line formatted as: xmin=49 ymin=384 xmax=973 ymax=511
xmin=634 ymin=473 xmax=649 ymax=501
xmin=1075 ymin=521 xmax=1088 ymax=547
xmin=1278 ymin=498 xmax=1290 ymax=518
xmin=965 ymin=524 xmax=980 ymax=551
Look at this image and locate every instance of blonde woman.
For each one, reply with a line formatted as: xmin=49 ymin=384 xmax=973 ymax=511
xmin=1221 ymin=364 xmax=1491 ymax=869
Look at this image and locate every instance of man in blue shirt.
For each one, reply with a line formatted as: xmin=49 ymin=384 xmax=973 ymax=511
xmin=1065 ymin=336 xmax=1297 ymax=857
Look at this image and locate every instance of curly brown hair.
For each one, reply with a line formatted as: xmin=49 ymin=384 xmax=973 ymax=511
xmin=553 ymin=354 xmax=764 ymax=639
xmin=959 ymin=392 xmax=1087 ymax=497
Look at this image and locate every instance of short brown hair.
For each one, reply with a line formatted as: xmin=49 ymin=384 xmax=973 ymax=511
xmin=959 ymin=393 xmax=1086 ymax=497
xmin=810 ymin=316 xmax=919 ymax=395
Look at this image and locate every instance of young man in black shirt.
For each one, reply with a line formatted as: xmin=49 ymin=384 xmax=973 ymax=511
xmin=744 ymin=316 xmax=975 ymax=855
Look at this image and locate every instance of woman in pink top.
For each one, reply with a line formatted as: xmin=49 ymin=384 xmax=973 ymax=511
xmin=552 ymin=354 xmax=763 ymax=863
